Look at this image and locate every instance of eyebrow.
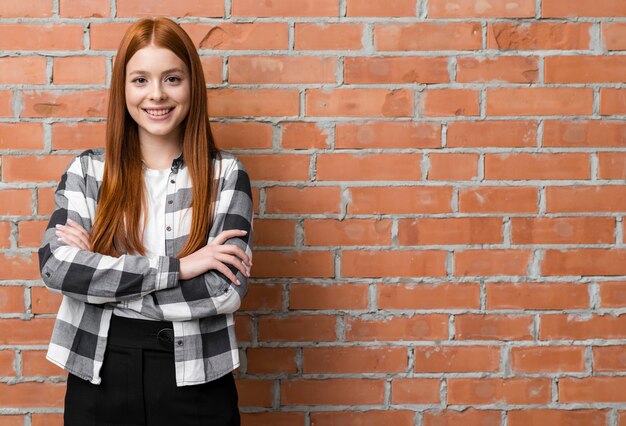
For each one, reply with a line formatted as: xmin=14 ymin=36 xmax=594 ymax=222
xmin=128 ymin=67 xmax=185 ymax=76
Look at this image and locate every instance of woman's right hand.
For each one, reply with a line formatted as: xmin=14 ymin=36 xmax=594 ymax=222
xmin=178 ymin=229 xmax=251 ymax=284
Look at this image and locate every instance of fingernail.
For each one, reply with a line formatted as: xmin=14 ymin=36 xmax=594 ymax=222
xmin=55 ymin=224 xmax=62 ymax=229
xmin=67 ymin=218 xmax=74 ymax=223
xmin=236 ymin=279 xmax=241 ymax=285
xmin=241 ymin=230 xmax=248 ymax=234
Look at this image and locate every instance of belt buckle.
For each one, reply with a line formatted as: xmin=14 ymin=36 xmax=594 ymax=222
xmin=156 ymin=328 xmax=174 ymax=349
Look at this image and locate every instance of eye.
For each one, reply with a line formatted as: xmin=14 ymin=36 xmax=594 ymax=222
xmin=132 ymin=77 xmax=147 ymax=84
xmin=166 ymin=76 xmax=182 ymax=83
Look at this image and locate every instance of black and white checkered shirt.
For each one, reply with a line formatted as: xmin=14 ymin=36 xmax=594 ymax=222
xmin=38 ymin=148 xmax=253 ymax=386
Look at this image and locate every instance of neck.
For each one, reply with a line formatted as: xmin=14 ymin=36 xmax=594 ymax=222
xmin=139 ymin=133 xmax=183 ymax=170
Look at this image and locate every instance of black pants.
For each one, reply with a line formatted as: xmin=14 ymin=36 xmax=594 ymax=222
xmin=64 ymin=315 xmax=240 ymax=426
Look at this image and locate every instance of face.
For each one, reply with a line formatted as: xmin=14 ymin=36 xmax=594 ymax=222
xmin=125 ymin=44 xmax=191 ymax=145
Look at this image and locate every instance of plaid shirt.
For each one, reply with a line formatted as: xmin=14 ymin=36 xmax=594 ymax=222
xmin=38 ymin=148 xmax=253 ymax=386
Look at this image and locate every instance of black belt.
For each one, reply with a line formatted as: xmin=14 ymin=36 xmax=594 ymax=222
xmin=108 ymin=314 xmax=175 ymax=352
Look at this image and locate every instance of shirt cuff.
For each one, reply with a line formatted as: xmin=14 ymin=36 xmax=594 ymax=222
xmin=155 ymin=256 xmax=180 ymax=291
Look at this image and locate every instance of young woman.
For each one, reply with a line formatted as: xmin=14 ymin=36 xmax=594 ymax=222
xmin=38 ymin=17 xmax=253 ymax=425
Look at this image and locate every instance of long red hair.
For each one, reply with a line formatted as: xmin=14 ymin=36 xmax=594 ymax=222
xmin=91 ymin=17 xmax=220 ymax=258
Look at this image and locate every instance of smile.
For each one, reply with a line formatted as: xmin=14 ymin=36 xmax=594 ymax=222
xmin=143 ymin=107 xmax=174 ymax=119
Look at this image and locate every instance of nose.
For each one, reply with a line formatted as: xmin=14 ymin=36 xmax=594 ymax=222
xmin=149 ymin=81 xmax=165 ymax=100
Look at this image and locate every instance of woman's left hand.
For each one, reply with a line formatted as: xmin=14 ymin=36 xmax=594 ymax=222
xmin=55 ymin=218 xmax=91 ymax=251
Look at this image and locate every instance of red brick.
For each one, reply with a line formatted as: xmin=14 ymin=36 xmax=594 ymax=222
xmin=457 ymin=56 xmax=539 ymax=83
xmin=599 ymin=282 xmax=626 ymax=308
xmin=312 ymin=411 xmax=415 ymax=426
xmin=307 ymin=88 xmax=413 ymax=118
xmin=317 ymin=153 xmax=420 ymax=180
xmin=545 ymin=249 xmax=626 ymax=276
xmin=0 ymin=222 xmax=9 ymax=249
xmin=348 ymin=186 xmax=453 ymax=214
xmin=22 ymin=350 xmax=66 ymax=376
xmin=211 ymin=122 xmax=273 ymax=150
xmin=52 ymin=56 xmax=106 ymax=85
xmin=423 ymin=410 xmax=501 ymax=426
xmin=430 ymin=0 xmax=535 ymax=17
xmin=448 ymin=378 xmax=551 ymax=404
xmin=183 ymin=23 xmax=289 ymax=50
xmin=0 ymin=350 xmax=15 ymax=376
xmin=593 ymin=345 xmax=626 ymax=372
xmin=21 ymin=90 xmax=108 ymax=118
xmin=543 ymin=120 xmax=626 ymax=148
xmin=233 ymin=0 xmax=338 ymax=16
xmin=282 ymin=379 xmax=385 ymax=405
xmin=420 ymin=89 xmax=479 ymax=117
xmin=485 ymin=153 xmax=590 ymax=180
xmin=236 ymin=379 xmax=273 ymax=407
xmin=376 ymin=22 xmax=482 ymax=51
xmin=252 ymin=251 xmax=334 ymax=278
xmin=511 ymin=346 xmax=585 ymax=373
xmin=601 ymin=88 xmax=626 ymax=115
xmin=289 ymin=283 xmax=369 ymax=310
xmin=18 ymin=220 xmax=47 ymax=248
xmin=51 ymin=122 xmax=106 ymax=150
xmin=486 ymin=282 xmax=589 ymax=310
xmin=447 ymin=120 xmax=537 ymax=148
xmin=599 ymin=153 xmax=626 ymax=179
xmin=229 ymin=56 xmax=336 ymax=84
xmin=0 ymin=91 xmax=12 ymax=117
xmin=0 ymin=253 xmax=40 ymax=280
xmin=511 ymin=217 xmax=614 ymax=244
xmin=0 ymin=287 xmax=24 ymax=313
xmin=428 ymin=153 xmax=479 ymax=180
xmin=246 ymin=348 xmax=297 ymax=374
xmin=346 ymin=315 xmax=449 ymax=341
xmin=253 ymin=219 xmax=295 ymax=247
xmin=0 ymin=318 xmax=54 ymax=344
xmin=259 ymin=315 xmax=336 ymax=342
xmin=603 ymin=23 xmax=626 ymax=50
xmin=266 ymin=186 xmax=341 ymax=214
xmin=378 ymin=283 xmax=481 ymax=310
xmin=31 ymin=286 xmax=63 ymax=314
xmin=239 ymin=283 xmax=283 ymax=311
xmin=541 ymin=314 xmax=626 ymax=340
xmin=508 ymin=410 xmax=608 ymax=426
xmin=546 ymin=56 xmax=626 ymax=83
xmin=59 ymin=0 xmax=109 ymax=17
xmin=117 ymin=0 xmax=222 ymax=17
xmin=0 ymin=56 xmax=46 ymax=84
xmin=345 ymin=56 xmax=449 ymax=84
xmin=303 ymin=346 xmax=407 ymax=373
xmin=304 ymin=219 xmax=392 ymax=246
xmin=0 ymin=382 xmax=65 ymax=408
xmin=413 ymin=346 xmax=500 ymax=373
xmin=208 ymin=89 xmax=299 ymax=117
xmin=336 ymin=121 xmax=440 ymax=149
xmin=235 ymin=314 xmax=252 ymax=343
xmin=398 ymin=217 xmax=502 ymax=245
xmin=487 ymin=22 xmax=591 ymax=50
xmin=295 ymin=23 xmax=363 ymax=50
xmin=239 ymin=154 xmax=309 ymax=181
xmin=200 ymin=56 xmax=222 ymax=84
xmin=0 ymin=416 xmax=22 ymax=426
xmin=391 ymin=378 xmax=440 ymax=404
xmin=547 ymin=186 xmax=626 ymax=213
xmin=456 ymin=314 xmax=533 ymax=340
xmin=459 ymin=187 xmax=538 ymax=213
xmin=0 ymin=24 xmax=83 ymax=50
xmin=487 ymin=88 xmax=593 ymax=116
xmin=560 ymin=377 xmax=626 ymax=402
xmin=0 ymin=1 xmax=53 ymax=17
xmin=0 ymin=189 xmax=32 ymax=216
xmin=242 ymin=412 xmax=305 ymax=426
xmin=2 ymin=155 xmax=74 ymax=183
xmin=347 ymin=0 xmax=417 ymax=17
xmin=342 ymin=250 xmax=447 ymax=278
xmin=543 ymin=0 xmax=626 ymax=17
xmin=281 ymin=122 xmax=329 ymax=149
xmin=89 ymin=22 xmax=133 ymax=50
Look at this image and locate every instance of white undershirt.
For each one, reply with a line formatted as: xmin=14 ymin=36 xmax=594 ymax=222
xmin=113 ymin=166 xmax=170 ymax=320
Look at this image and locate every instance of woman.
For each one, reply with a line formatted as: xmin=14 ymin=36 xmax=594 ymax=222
xmin=38 ymin=17 xmax=253 ymax=425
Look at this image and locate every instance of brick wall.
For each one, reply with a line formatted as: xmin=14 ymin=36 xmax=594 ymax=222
xmin=1 ymin=0 xmax=626 ymax=425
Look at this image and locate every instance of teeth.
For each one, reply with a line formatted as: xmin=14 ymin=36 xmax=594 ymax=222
xmin=144 ymin=108 xmax=173 ymax=116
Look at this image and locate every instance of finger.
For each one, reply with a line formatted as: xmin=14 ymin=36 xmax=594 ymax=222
xmin=216 ymin=244 xmax=251 ymax=266
xmin=213 ymin=261 xmax=241 ymax=285
xmin=66 ymin=219 xmax=90 ymax=239
xmin=214 ymin=253 xmax=249 ymax=277
xmin=56 ymin=230 xmax=89 ymax=250
xmin=211 ymin=229 xmax=248 ymax=246
xmin=57 ymin=225 xmax=91 ymax=249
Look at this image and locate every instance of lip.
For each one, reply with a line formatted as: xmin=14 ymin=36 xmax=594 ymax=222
xmin=142 ymin=107 xmax=175 ymax=121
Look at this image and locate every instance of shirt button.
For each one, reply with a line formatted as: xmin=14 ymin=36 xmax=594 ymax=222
xmin=166 ymin=226 xmax=172 ymax=232
xmin=176 ymin=340 xmax=183 ymax=346
xmin=168 ymin=200 xmax=173 ymax=204
xmin=170 ymin=179 xmax=175 ymax=184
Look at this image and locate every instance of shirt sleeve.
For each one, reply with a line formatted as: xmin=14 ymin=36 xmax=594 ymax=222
xmin=38 ymin=154 xmax=181 ymax=304
xmin=117 ymin=156 xmax=254 ymax=321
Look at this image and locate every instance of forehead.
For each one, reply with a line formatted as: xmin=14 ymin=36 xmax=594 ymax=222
xmin=126 ymin=45 xmax=187 ymax=74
